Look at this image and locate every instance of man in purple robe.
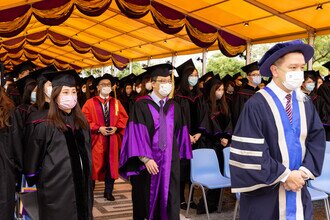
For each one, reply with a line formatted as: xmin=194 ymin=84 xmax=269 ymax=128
xmin=120 ymin=63 xmax=192 ymax=220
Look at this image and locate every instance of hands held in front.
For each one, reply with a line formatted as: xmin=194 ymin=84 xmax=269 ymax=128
xmin=145 ymin=159 xmax=159 ymax=175
xmin=283 ymin=170 xmax=308 ymax=192
xmin=190 ymin=133 xmax=202 ymax=144
xmin=99 ymin=126 xmax=117 ymax=136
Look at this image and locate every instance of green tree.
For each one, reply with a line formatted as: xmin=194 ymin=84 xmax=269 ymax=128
xmin=119 ymin=62 xmax=144 ymax=79
xmin=206 ymin=52 xmax=245 ymax=78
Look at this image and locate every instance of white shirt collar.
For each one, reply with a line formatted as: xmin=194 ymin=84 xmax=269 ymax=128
xmin=266 ymin=80 xmax=292 ymax=107
xmin=99 ymin=94 xmax=109 ymax=100
xmin=149 ymin=91 xmax=166 ymax=107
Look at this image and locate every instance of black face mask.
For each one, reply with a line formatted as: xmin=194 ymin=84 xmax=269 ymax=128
xmin=89 ymin=85 xmax=94 ymax=90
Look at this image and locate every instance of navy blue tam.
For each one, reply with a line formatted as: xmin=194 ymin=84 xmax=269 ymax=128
xmin=259 ymin=40 xmax=314 ymax=77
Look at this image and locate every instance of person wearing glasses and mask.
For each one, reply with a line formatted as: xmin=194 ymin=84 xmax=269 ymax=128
xmin=230 ymin=40 xmax=326 ymax=220
xmin=120 ymin=63 xmax=192 ymax=220
xmin=24 ymin=70 xmax=93 ymax=219
xmin=82 ymin=74 xmax=128 ymax=201
xmin=232 ymin=61 xmax=261 ymax=128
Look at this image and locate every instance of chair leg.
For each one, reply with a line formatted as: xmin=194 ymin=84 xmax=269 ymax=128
xmin=200 ymin=185 xmax=210 ymax=220
xmin=217 ymin=188 xmax=224 ymax=213
xmin=324 ymin=198 xmax=330 ymax=220
xmin=233 ymin=200 xmax=239 ymax=220
xmin=185 ymin=183 xmax=196 ymax=218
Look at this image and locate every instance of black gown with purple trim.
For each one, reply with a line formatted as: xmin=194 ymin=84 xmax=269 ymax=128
xmin=119 ymin=96 xmax=192 ymax=220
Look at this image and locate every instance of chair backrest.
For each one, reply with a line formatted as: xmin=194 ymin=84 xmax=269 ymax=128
xmin=223 ymin=147 xmax=231 ymax=178
xmin=326 ymin=142 xmax=330 ymax=154
xmin=191 ymin=149 xmax=221 ymax=182
xmin=310 ymin=153 xmax=330 ymax=186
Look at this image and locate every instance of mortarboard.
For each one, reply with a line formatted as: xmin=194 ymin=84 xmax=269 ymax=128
xmin=176 ymin=59 xmax=196 ymax=76
xmin=203 ymin=74 xmax=222 ymax=96
xmin=304 ymin=70 xmax=320 ymax=80
xmin=322 ymin=61 xmax=330 ymax=70
xmin=232 ymin=72 xmax=242 ymax=80
xmin=144 ymin=63 xmax=173 ymax=78
xmin=5 ymin=60 xmax=37 ymax=78
xmin=93 ymin=74 xmax=114 ymax=87
xmin=44 ymin=69 xmax=80 ymax=87
xmin=30 ymin=65 xmax=57 ymax=83
xmin=222 ymin=74 xmax=233 ymax=84
xmin=199 ymin=71 xmax=214 ymax=83
xmin=259 ymin=40 xmax=314 ymax=77
xmin=241 ymin=61 xmax=259 ymax=74
xmin=14 ymin=75 xmax=37 ymax=95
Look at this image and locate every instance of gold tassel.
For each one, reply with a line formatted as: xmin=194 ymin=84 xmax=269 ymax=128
xmin=169 ymin=67 xmax=175 ymax=99
xmin=113 ymin=84 xmax=119 ymax=116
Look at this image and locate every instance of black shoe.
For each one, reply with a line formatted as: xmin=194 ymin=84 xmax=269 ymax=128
xmin=104 ymin=192 xmax=115 ymax=201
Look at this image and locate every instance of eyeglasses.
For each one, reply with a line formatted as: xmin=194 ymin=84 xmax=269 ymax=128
xmin=99 ymin=84 xmax=111 ymax=87
xmin=155 ymin=80 xmax=172 ymax=84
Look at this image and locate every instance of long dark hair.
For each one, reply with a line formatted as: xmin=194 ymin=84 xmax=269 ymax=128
xmin=0 ymin=86 xmax=14 ymax=128
xmin=179 ymin=67 xmax=199 ymax=96
xmin=22 ymin=81 xmax=37 ymax=104
xmin=209 ymin=81 xmax=228 ymax=116
xmin=36 ymin=77 xmax=49 ymax=110
xmin=139 ymin=76 xmax=151 ymax=97
xmin=48 ymin=86 xmax=88 ymax=131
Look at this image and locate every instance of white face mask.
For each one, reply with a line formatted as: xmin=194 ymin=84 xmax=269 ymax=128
xmin=4 ymin=84 xmax=8 ymax=90
xmin=101 ymin=86 xmax=111 ymax=96
xmin=252 ymin=76 xmax=262 ymax=86
xmin=81 ymin=86 xmax=86 ymax=93
xmin=188 ymin=76 xmax=198 ymax=87
xmin=145 ymin=82 xmax=152 ymax=91
xmin=215 ymin=91 xmax=224 ymax=100
xmin=159 ymin=83 xmax=172 ymax=97
xmin=30 ymin=91 xmax=37 ymax=103
xmin=45 ymin=86 xmax=52 ymax=98
xmin=136 ymin=87 xmax=141 ymax=94
xmin=282 ymin=71 xmax=304 ymax=91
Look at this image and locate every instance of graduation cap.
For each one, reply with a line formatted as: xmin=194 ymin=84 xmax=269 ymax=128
xmin=44 ymin=69 xmax=80 ymax=87
xmin=222 ymin=74 xmax=233 ymax=84
xmin=322 ymin=61 xmax=330 ymax=70
xmin=144 ymin=63 xmax=173 ymax=78
xmin=241 ymin=61 xmax=259 ymax=74
xmin=232 ymin=72 xmax=242 ymax=80
xmin=94 ymin=73 xmax=114 ymax=86
xmin=29 ymin=65 xmax=57 ymax=83
xmin=14 ymin=75 xmax=37 ymax=95
xmin=120 ymin=73 xmax=136 ymax=87
xmin=199 ymin=71 xmax=214 ymax=83
xmin=5 ymin=60 xmax=37 ymax=78
xmin=203 ymin=74 xmax=222 ymax=95
xmin=176 ymin=59 xmax=196 ymax=76
xmin=135 ymin=71 xmax=150 ymax=85
xmin=304 ymin=70 xmax=320 ymax=80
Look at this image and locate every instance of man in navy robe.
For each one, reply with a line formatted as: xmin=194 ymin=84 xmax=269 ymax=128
xmin=119 ymin=63 xmax=192 ymax=220
xmin=230 ymin=40 xmax=326 ymax=220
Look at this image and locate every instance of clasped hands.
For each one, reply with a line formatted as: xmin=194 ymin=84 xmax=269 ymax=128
xmin=283 ymin=170 xmax=308 ymax=192
xmin=99 ymin=126 xmax=117 ymax=136
xmin=190 ymin=133 xmax=201 ymax=144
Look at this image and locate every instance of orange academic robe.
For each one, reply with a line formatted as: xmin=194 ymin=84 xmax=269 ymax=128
xmin=82 ymin=96 xmax=128 ymax=180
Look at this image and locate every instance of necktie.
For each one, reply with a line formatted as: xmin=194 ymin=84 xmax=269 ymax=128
xmin=104 ymin=99 xmax=110 ymax=126
xmin=285 ymin=94 xmax=292 ymax=124
xmin=158 ymin=100 xmax=167 ymax=151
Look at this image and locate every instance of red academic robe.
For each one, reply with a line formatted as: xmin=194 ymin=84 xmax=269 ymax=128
xmin=82 ymin=96 xmax=128 ymax=180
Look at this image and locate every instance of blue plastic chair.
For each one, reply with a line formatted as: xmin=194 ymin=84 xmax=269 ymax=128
xmin=309 ymin=153 xmax=330 ymax=194
xmin=326 ymin=142 xmax=330 ymax=154
xmin=185 ymin=148 xmax=231 ymax=220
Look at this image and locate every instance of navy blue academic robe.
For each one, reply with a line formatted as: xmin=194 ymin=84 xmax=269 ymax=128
xmin=230 ymin=87 xmax=326 ymax=220
xmin=119 ymin=96 xmax=192 ymax=220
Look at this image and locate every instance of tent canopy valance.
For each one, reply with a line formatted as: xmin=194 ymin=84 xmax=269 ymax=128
xmin=0 ymin=0 xmax=329 ymax=71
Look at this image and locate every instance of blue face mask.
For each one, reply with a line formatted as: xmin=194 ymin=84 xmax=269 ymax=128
xmin=31 ymin=91 xmax=37 ymax=103
xmin=305 ymin=82 xmax=315 ymax=92
xmin=188 ymin=76 xmax=198 ymax=87
xmin=252 ymin=76 xmax=262 ymax=86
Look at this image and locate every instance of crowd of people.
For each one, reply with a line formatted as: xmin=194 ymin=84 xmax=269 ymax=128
xmin=0 ymin=39 xmax=329 ymax=220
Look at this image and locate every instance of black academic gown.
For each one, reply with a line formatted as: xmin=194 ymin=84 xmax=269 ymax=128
xmin=24 ymin=113 xmax=93 ymax=220
xmin=231 ymin=84 xmax=259 ymax=128
xmin=0 ymin=111 xmax=22 ymax=220
xmin=313 ymin=84 xmax=330 ymax=141
xmin=6 ymin=84 xmax=21 ymax=107
xmin=118 ymin=92 xmax=136 ymax=116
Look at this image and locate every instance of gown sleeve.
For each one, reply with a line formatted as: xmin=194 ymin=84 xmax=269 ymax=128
xmin=230 ymin=98 xmax=290 ymax=193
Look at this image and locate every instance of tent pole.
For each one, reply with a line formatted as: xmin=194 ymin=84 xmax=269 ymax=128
xmin=307 ymin=31 xmax=315 ymax=70
xmin=129 ymin=61 xmax=132 ymax=74
xmin=246 ymin=41 xmax=252 ymax=64
xmin=202 ymin=48 xmax=207 ymax=75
